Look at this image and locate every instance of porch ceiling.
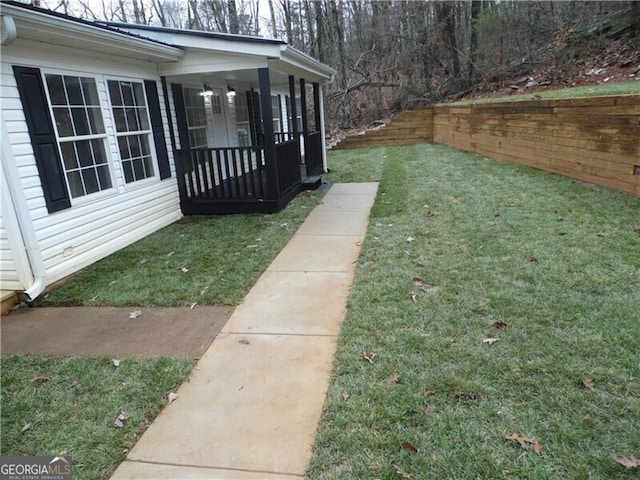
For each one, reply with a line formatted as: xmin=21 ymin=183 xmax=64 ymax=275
xmin=166 ymin=67 xmax=295 ymax=90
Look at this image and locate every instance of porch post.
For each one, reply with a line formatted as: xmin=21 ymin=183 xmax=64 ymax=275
xmin=258 ymin=68 xmax=279 ymax=200
xmin=288 ymin=75 xmax=298 ymax=138
xmin=299 ymin=78 xmax=310 ymax=176
xmin=318 ymin=85 xmax=328 ymax=172
xmin=312 ymin=82 xmax=321 ymax=132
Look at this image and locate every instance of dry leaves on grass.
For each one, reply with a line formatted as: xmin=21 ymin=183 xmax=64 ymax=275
xmin=167 ymin=392 xmax=178 ymax=404
xmin=582 ymin=375 xmax=596 ymax=391
xmin=30 ymin=375 xmax=51 ymax=383
xmin=113 ymin=412 xmax=129 ymax=428
xmin=21 ymin=423 xmax=32 ymax=433
xmin=613 ymin=455 xmax=640 ymax=469
xmin=394 ymin=465 xmax=412 ymax=479
xmin=493 ymin=321 xmax=507 ymax=330
xmin=387 ymin=373 xmax=400 ymax=384
xmin=363 ymin=350 xmax=377 ymax=364
xmin=505 ymin=432 xmax=544 ymax=454
xmin=483 ymin=337 xmax=499 ymax=346
xmin=111 ymin=359 xmax=121 ymax=368
xmin=424 ymin=387 xmax=436 ymax=396
xmin=401 ymin=441 xmax=419 ymax=453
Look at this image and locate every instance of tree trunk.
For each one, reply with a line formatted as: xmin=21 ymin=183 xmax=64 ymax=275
xmin=227 ymin=0 xmax=239 ymax=34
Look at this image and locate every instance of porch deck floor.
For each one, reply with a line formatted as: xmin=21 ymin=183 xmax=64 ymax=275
xmin=110 ymin=182 xmax=378 ymax=480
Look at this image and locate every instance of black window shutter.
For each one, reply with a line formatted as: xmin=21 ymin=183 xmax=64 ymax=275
xmin=144 ymin=80 xmax=171 ymax=179
xmin=170 ymin=83 xmax=190 ymax=152
xmin=13 ymin=66 xmax=71 ymax=213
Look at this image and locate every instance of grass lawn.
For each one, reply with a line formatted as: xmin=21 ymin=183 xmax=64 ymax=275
xmin=0 ymin=356 xmax=192 ymax=480
xmin=37 ymin=190 xmax=324 ymax=307
xmin=308 ymin=144 xmax=640 ymax=479
xmin=1 ymin=190 xmax=324 ymax=479
xmin=451 ymin=79 xmax=639 ymax=104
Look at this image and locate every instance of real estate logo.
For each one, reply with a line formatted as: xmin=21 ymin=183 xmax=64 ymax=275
xmin=0 ymin=456 xmax=72 ymax=480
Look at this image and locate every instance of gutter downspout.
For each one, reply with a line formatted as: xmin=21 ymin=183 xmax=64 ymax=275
xmin=1 ymin=122 xmax=47 ymax=303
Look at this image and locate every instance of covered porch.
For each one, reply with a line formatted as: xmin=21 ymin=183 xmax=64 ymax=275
xmin=168 ymin=70 xmax=326 ymax=214
xmin=128 ymin=25 xmax=336 ymax=214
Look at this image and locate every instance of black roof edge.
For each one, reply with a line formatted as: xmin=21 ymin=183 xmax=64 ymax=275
xmin=100 ymin=21 xmax=286 ymax=46
xmin=0 ymin=0 xmax=178 ymax=49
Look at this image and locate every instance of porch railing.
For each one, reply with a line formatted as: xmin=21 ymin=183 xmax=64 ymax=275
xmin=175 ymin=146 xmax=266 ymax=201
xmin=275 ymin=138 xmax=302 ymax=196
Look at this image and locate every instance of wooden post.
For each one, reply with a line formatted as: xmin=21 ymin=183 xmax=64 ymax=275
xmin=312 ymin=82 xmax=321 ymax=132
xmin=258 ymin=68 xmax=279 ymax=201
xmin=299 ymin=78 xmax=310 ymax=177
xmin=288 ymin=75 xmax=298 ymax=138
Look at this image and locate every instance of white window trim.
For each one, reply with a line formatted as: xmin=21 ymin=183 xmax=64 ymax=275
xmin=106 ymin=77 xmax=158 ymax=186
xmin=41 ymin=69 xmax=117 ymax=206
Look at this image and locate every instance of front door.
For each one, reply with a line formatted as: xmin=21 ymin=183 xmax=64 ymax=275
xmin=210 ymin=87 xmax=229 ymax=147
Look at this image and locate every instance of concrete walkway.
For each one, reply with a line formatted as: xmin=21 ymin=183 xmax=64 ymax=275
xmin=110 ymin=182 xmax=378 ymax=480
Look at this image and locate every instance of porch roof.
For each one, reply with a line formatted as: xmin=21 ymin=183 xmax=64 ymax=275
xmin=103 ymin=24 xmax=336 ymax=84
xmin=1 ymin=1 xmax=183 ymax=63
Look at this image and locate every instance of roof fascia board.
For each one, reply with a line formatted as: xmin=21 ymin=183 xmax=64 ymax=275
xmin=3 ymin=3 xmax=183 ymax=61
xmin=113 ymin=26 xmax=279 ymax=58
xmin=279 ymin=46 xmax=336 ymax=81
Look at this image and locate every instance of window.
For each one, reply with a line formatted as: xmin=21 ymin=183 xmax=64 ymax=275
xmin=45 ymin=74 xmax=112 ymax=198
xmin=287 ymin=96 xmax=303 ymax=133
xmin=108 ymin=80 xmax=154 ymax=183
xmin=184 ymin=87 xmax=208 ymax=148
xmin=235 ymin=93 xmax=250 ymax=147
xmin=271 ymin=95 xmax=281 ymax=133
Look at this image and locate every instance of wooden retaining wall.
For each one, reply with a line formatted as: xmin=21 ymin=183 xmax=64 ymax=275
xmin=333 ymin=109 xmax=433 ymax=149
xmin=433 ymin=95 xmax=640 ymax=196
xmin=335 ymin=94 xmax=639 ymax=195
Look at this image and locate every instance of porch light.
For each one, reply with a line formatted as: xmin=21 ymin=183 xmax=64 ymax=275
xmin=200 ymin=84 xmax=213 ymax=97
xmin=226 ymin=85 xmax=236 ymax=99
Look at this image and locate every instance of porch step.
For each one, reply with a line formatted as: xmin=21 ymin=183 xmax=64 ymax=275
xmin=301 ymin=175 xmax=322 ymax=190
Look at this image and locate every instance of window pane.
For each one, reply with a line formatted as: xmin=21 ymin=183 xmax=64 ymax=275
xmin=46 ymin=75 xmax=66 ymax=105
xmin=81 ymin=78 xmax=100 ymax=106
xmin=60 ymin=142 xmax=77 ymax=170
xmin=83 ymin=168 xmax=99 ymax=194
xmin=108 ymin=81 xmax=122 ymax=106
xmin=53 ymin=108 xmax=73 ymax=137
xmin=76 ymin=140 xmax=93 ymax=167
xmin=122 ymin=161 xmax=134 ymax=183
xmin=125 ymin=108 xmax=139 ymax=131
xmin=138 ymin=109 xmax=149 ymax=130
xmin=133 ymin=83 xmax=146 ymax=106
xmin=113 ymin=108 xmax=127 ymax=132
xmin=122 ymin=83 xmax=134 ymax=106
xmin=67 ymin=170 xmax=84 ymax=198
xmin=118 ymin=136 xmax=130 ymax=160
xmin=64 ymin=76 xmax=83 ymax=105
xmin=130 ymin=136 xmax=142 ymax=158
xmin=88 ymin=107 xmax=105 ymax=134
xmin=140 ymin=135 xmax=151 ymax=156
xmin=132 ymin=159 xmax=144 ymax=180
xmin=143 ymin=157 xmax=154 ymax=177
xmin=71 ymin=107 xmax=90 ymax=136
xmin=91 ymin=139 xmax=107 ymax=165
xmin=96 ymin=165 xmax=112 ymax=189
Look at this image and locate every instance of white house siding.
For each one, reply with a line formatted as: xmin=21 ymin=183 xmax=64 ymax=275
xmin=0 ymin=218 xmax=23 ymax=291
xmin=2 ymin=38 xmax=182 ymax=287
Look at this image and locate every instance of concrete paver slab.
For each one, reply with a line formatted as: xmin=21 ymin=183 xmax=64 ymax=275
xmin=297 ymin=209 xmax=370 ymax=236
xmin=1 ymin=306 xmax=234 ymax=358
xmin=225 ymin=271 xmax=351 ymax=336
xmin=328 ymin=182 xmax=379 ymax=195
xmin=316 ymin=193 xmax=376 ymax=211
xmin=111 ymin=461 xmax=302 ymax=479
xmin=124 ymin=333 xmax=337 ymax=476
xmin=267 ymin=235 xmax=362 ymax=273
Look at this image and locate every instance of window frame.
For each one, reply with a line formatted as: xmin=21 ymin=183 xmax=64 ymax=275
xmin=183 ymin=86 xmax=209 ymax=148
xmin=106 ymin=77 xmax=157 ymax=185
xmin=42 ymin=70 xmax=115 ymax=203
